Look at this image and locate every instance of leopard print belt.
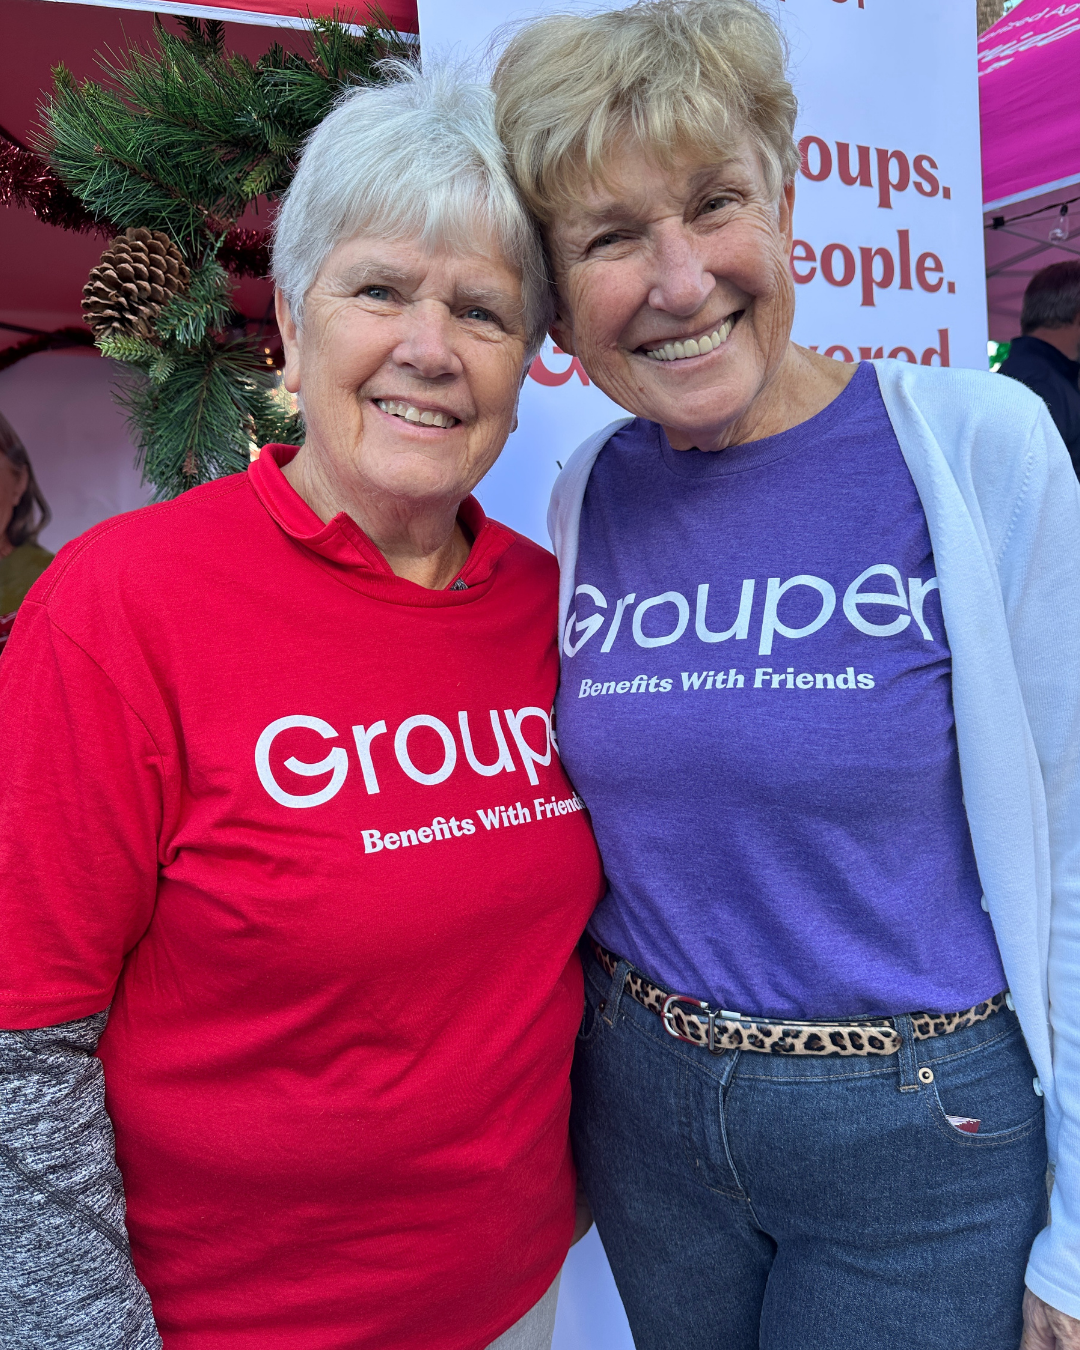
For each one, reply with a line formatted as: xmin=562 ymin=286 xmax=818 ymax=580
xmin=591 ymin=942 xmax=1009 ymax=1057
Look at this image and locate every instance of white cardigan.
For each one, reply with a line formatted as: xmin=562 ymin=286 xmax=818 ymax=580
xmin=548 ymin=359 xmax=1080 ymax=1316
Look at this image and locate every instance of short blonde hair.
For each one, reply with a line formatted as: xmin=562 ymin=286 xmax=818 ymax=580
xmin=492 ymin=0 xmax=799 ymax=225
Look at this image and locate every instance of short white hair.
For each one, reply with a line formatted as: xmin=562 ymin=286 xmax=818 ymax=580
xmin=272 ymin=63 xmax=553 ymax=362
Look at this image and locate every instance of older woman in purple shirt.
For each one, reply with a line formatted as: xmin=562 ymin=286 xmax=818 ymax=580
xmin=494 ymin=2 xmax=1080 ymax=1348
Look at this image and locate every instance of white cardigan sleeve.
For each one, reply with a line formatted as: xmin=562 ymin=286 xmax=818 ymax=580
xmin=996 ymin=407 xmax=1080 ymax=1316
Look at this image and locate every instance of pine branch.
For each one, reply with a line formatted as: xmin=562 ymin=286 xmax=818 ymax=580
xmin=153 ymin=255 xmax=232 ymax=347
xmin=177 ymin=17 xmax=226 ymax=59
xmin=97 ymin=332 xmax=159 ymax=366
xmin=44 ymin=66 xmax=221 ymax=249
xmin=120 ymin=341 xmax=278 ymax=498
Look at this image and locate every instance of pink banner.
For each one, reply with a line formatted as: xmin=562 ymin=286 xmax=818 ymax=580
xmin=980 ymin=2 xmax=1080 ymax=208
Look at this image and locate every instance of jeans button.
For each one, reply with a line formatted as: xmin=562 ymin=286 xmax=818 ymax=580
xmin=1033 ymin=1076 xmax=1044 ymax=1097
xmin=1006 ymin=992 xmax=1015 ymax=1011
xmin=918 ymin=1066 xmax=935 ymax=1084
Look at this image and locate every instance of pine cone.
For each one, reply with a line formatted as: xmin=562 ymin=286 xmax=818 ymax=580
xmin=82 ymin=227 xmax=190 ymax=341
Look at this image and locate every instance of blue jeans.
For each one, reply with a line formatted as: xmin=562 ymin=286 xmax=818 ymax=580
xmin=571 ymin=946 xmax=1048 ymax=1350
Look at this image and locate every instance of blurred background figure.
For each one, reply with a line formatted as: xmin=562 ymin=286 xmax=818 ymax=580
xmin=999 ymin=262 xmax=1080 ymax=478
xmin=0 ymin=411 xmax=52 ymax=651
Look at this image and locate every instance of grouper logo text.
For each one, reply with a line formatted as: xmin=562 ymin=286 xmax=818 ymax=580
xmin=564 ymin=565 xmax=940 ymax=659
xmin=255 ymin=707 xmax=553 ymax=810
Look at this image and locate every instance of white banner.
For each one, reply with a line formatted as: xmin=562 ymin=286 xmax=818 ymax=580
xmin=415 ymin=2 xmax=986 ymax=1344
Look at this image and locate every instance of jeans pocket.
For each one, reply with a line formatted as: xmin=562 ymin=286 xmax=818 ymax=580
xmin=577 ymin=977 xmax=607 ymax=1046
xmin=927 ymin=1023 xmax=1044 ymax=1147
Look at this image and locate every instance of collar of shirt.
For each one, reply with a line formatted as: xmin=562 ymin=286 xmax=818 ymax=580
xmin=247 ymin=443 xmax=514 ymax=605
xmin=1010 ymin=334 xmax=1080 ymax=384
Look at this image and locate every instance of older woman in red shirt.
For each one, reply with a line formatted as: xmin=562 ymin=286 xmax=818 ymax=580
xmin=0 ymin=66 xmax=601 ymax=1350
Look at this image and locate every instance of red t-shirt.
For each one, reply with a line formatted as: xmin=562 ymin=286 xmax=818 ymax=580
xmin=0 ymin=446 xmax=603 ymax=1350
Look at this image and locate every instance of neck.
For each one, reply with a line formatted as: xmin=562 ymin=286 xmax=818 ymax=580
xmin=281 ymin=446 xmax=469 ymax=590
xmin=664 ymin=342 xmax=856 ymax=452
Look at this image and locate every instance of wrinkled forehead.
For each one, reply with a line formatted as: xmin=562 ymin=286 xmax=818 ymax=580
xmin=541 ymin=123 xmax=765 ymax=224
xmin=544 ymin=132 xmax=767 ymax=243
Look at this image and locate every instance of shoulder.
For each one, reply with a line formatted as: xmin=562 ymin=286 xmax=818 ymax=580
xmin=560 ymin=417 xmax=639 ymax=484
xmin=872 ymin=359 xmax=1051 ymax=480
xmin=548 ymin=417 xmax=635 ymax=548
xmin=33 ymin=472 xmax=254 ymax=611
xmin=25 ymin=473 xmax=263 ymax=655
xmin=873 ymin=358 xmax=1048 ymax=431
xmin=871 ymin=359 xmax=1075 ymax=545
xmin=490 ymin=523 xmax=559 ymax=585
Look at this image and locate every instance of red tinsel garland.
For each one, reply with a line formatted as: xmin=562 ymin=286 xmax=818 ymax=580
xmin=0 ymin=140 xmax=105 ymax=235
xmin=0 ymin=142 xmax=271 ymax=277
xmin=217 ymin=227 xmax=271 ymax=280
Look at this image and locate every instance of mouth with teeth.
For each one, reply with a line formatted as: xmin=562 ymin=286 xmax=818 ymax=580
xmin=375 ymin=399 xmax=459 ymax=428
xmin=642 ymin=313 xmax=741 ymax=363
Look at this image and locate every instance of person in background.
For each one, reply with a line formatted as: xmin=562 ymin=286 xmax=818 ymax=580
xmin=1000 ymin=260 xmax=1080 ymax=476
xmin=0 ymin=411 xmax=52 ymax=651
xmin=493 ymin=2 xmax=1080 ymax=1347
xmin=0 ymin=67 xmax=601 ymax=1350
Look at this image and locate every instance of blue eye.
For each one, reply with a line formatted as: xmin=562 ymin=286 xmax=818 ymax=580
xmin=465 ymin=306 xmax=494 ymax=322
xmin=362 ymin=286 xmax=392 ymax=300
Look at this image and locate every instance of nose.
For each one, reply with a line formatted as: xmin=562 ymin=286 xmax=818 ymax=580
xmin=647 ymin=223 xmax=716 ymax=317
xmin=391 ymin=300 xmax=463 ymax=380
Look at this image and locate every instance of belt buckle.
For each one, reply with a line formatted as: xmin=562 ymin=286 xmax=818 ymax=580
xmin=661 ymin=993 xmax=714 ymax=1049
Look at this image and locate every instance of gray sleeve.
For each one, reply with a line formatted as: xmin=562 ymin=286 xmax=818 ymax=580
xmin=0 ymin=1012 xmax=161 ymax=1349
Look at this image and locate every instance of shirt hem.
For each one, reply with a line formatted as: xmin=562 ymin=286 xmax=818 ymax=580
xmin=1025 ymin=1263 xmax=1080 ymax=1322
xmin=0 ymin=990 xmax=114 ymax=1030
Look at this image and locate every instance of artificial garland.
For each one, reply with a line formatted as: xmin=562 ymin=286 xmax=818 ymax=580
xmin=0 ymin=143 xmax=273 ymax=278
xmin=5 ymin=14 xmax=408 ymax=498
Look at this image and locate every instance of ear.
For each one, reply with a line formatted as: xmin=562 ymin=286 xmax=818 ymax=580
xmin=549 ymin=317 xmax=576 ymax=358
xmin=778 ymin=179 xmax=796 ymax=252
xmin=275 ymin=288 xmax=302 ymax=395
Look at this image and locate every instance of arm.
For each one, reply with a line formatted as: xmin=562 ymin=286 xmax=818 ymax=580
xmin=993 ymin=407 xmax=1080 ymax=1344
xmin=0 ymin=1013 xmax=161 ymax=1349
xmin=0 ymin=601 xmax=169 ymax=1344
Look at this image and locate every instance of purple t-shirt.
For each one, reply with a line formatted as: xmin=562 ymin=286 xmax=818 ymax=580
xmin=556 ymin=363 xmax=1005 ymax=1019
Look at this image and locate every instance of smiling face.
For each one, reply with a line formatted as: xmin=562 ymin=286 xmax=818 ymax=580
xmin=547 ymin=136 xmax=799 ymax=451
xmin=277 ymin=232 xmax=529 ymax=517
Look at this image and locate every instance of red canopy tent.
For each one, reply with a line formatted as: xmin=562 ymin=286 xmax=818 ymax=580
xmin=0 ymin=0 xmax=420 ymax=548
xmin=980 ymin=0 xmax=1080 ymax=340
xmin=0 ymin=0 xmax=419 ymax=357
